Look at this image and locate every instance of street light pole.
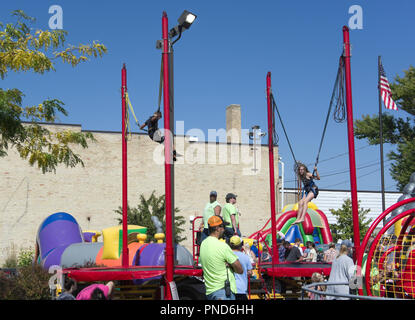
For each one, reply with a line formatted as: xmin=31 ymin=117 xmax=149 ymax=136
xmin=162 ymin=11 xmax=174 ymax=300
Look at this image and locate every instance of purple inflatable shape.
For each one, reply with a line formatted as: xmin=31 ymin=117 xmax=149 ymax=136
xmin=83 ymin=232 xmax=95 ymax=243
xmin=138 ymin=243 xmax=165 ymax=266
xmin=133 ymin=243 xmax=165 ymax=284
xmin=37 ymin=212 xmax=83 ymax=269
xmin=42 ymin=245 xmax=70 ymax=270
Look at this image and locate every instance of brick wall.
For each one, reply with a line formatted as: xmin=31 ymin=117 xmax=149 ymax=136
xmin=0 ymin=123 xmax=278 ymax=265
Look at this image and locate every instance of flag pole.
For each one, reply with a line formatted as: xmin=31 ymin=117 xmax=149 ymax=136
xmin=378 ymin=56 xmax=386 ymax=225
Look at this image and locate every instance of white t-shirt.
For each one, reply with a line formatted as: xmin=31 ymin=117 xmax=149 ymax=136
xmin=307 ymin=248 xmax=317 ymax=262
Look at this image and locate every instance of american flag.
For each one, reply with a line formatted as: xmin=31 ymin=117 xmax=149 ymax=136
xmin=379 ymin=63 xmax=398 ymax=111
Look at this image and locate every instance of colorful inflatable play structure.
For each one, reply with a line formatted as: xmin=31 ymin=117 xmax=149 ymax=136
xmin=356 ymin=173 xmax=415 ymax=299
xmin=248 ymin=202 xmax=332 ymax=247
xmin=35 ymin=212 xmax=193 ymax=271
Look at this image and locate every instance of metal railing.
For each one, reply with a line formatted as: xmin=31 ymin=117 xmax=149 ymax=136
xmin=301 ymin=281 xmax=405 ymax=300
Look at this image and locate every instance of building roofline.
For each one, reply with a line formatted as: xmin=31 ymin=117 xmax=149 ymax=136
xmin=23 ymin=121 xmax=278 ymax=147
xmin=283 ymin=187 xmax=401 ymax=194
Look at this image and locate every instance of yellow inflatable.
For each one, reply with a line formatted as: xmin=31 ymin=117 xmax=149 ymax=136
xmin=282 ymin=202 xmax=318 ymax=213
xmin=102 ymin=225 xmax=147 ymax=260
xmin=243 ymin=238 xmax=263 ymax=251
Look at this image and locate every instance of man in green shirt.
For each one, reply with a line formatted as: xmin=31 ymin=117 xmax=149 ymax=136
xmin=200 ymin=191 xmax=221 ymax=242
xmin=199 ymin=215 xmax=243 ymax=300
xmin=221 ymin=193 xmax=241 ymax=242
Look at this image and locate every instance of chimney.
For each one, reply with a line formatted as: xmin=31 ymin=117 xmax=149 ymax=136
xmin=226 ymin=104 xmax=241 ymax=144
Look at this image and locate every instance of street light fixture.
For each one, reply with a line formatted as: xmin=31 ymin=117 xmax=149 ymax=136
xmin=177 ymin=10 xmax=197 ymax=29
xmin=169 ymin=10 xmax=197 ymax=42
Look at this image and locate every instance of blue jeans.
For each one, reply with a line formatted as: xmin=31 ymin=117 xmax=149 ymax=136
xmin=200 ymin=228 xmax=209 ymax=243
xmin=207 ymin=289 xmax=235 ymax=300
xmin=224 ymin=227 xmax=241 ymax=242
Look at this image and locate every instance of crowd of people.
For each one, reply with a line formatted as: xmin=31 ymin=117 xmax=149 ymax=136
xmin=54 ymin=189 xmax=364 ymax=301
xmin=197 ymin=190 xmax=357 ymax=300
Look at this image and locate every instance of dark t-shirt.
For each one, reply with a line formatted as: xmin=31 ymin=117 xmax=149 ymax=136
xmin=286 ymin=246 xmax=302 ymax=262
xmin=145 ymin=117 xmax=159 ymax=139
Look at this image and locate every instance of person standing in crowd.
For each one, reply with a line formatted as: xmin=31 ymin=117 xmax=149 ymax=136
xmin=199 ymin=215 xmax=243 ymax=300
xmin=317 ymin=248 xmax=325 ymax=262
xmin=221 ymin=193 xmax=241 ymax=241
xmin=324 ymin=243 xmax=339 ymax=263
xmin=304 ymin=242 xmax=317 ymax=262
xmin=325 ymin=245 xmax=354 ymax=300
xmin=200 ymin=191 xmax=221 ymax=242
xmin=278 ymin=239 xmax=286 ymax=262
xmin=261 ymin=245 xmax=272 ymax=262
xmin=57 ymin=277 xmax=77 ymax=300
xmin=243 ymin=242 xmax=257 ymax=264
xmin=250 ymin=240 xmax=259 ymax=259
xmin=283 ymin=241 xmax=292 ymax=261
xmin=230 ymin=236 xmax=253 ymax=300
xmin=303 ymin=241 xmax=311 ymax=259
xmin=286 ymin=238 xmax=304 ymax=262
xmin=308 ymin=272 xmax=326 ymax=300
xmin=76 ymin=281 xmax=114 ymax=300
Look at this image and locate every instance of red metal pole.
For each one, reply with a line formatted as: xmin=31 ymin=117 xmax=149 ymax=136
xmin=266 ymin=72 xmax=279 ymax=299
xmin=162 ymin=11 xmax=174 ymax=300
xmin=121 ymin=64 xmax=129 ymax=267
xmin=342 ymin=26 xmax=360 ymax=260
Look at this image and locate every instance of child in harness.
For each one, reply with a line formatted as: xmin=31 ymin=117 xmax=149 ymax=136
xmin=294 ymin=163 xmax=320 ymax=224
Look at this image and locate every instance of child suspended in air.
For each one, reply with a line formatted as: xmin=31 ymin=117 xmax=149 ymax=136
xmin=294 ymin=163 xmax=320 ymax=224
xmin=140 ymin=111 xmax=177 ymax=161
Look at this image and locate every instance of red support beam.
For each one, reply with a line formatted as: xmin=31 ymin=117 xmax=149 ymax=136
xmin=266 ymin=72 xmax=278 ymax=264
xmin=342 ymin=26 xmax=360 ymax=260
xmin=266 ymin=72 xmax=278 ymax=298
xmin=121 ymin=64 xmax=129 ymax=267
xmin=162 ymin=11 xmax=174 ymax=300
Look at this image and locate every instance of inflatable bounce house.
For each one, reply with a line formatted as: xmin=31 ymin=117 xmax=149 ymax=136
xmin=357 ymin=172 xmax=415 ymax=299
xmin=35 ymin=212 xmax=193 ymax=272
xmin=248 ymin=202 xmax=333 ymax=247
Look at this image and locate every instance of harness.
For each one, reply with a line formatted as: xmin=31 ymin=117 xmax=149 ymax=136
xmin=301 ymin=176 xmax=319 ymax=198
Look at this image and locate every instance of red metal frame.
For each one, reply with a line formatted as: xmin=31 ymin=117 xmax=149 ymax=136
xmin=65 ymin=265 xmax=202 ymax=282
xmin=356 ymin=197 xmax=415 ymax=296
xmin=191 ymin=216 xmax=203 ymax=265
xmin=261 ymin=263 xmax=331 ymax=278
xmin=121 ymin=64 xmax=129 ymax=267
xmin=266 ymin=72 xmax=278 ymax=298
xmin=363 ymin=208 xmax=415 ymax=296
xmin=342 ymin=26 xmax=360 ymax=259
xmin=266 ymin=72 xmax=278 ymax=265
xmin=161 ymin=11 xmax=174 ymax=300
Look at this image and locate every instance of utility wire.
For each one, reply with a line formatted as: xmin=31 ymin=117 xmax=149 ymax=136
xmin=305 ymin=145 xmax=372 ymax=167
xmin=284 ymin=159 xmax=392 ymax=183
xmin=319 ymin=166 xmax=390 ymax=189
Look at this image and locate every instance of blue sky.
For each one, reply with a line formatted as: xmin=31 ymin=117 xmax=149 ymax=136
xmin=2 ymin=0 xmax=414 ymax=191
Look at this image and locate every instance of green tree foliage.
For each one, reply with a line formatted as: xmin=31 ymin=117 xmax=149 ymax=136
xmin=354 ymin=66 xmax=415 ymax=190
xmin=329 ymin=198 xmax=372 ymax=243
xmin=17 ymin=248 xmax=34 ymax=267
xmin=0 ymin=265 xmax=51 ymax=300
xmin=115 ymin=191 xmax=187 ymax=244
xmin=0 ymin=10 xmax=107 ymax=173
